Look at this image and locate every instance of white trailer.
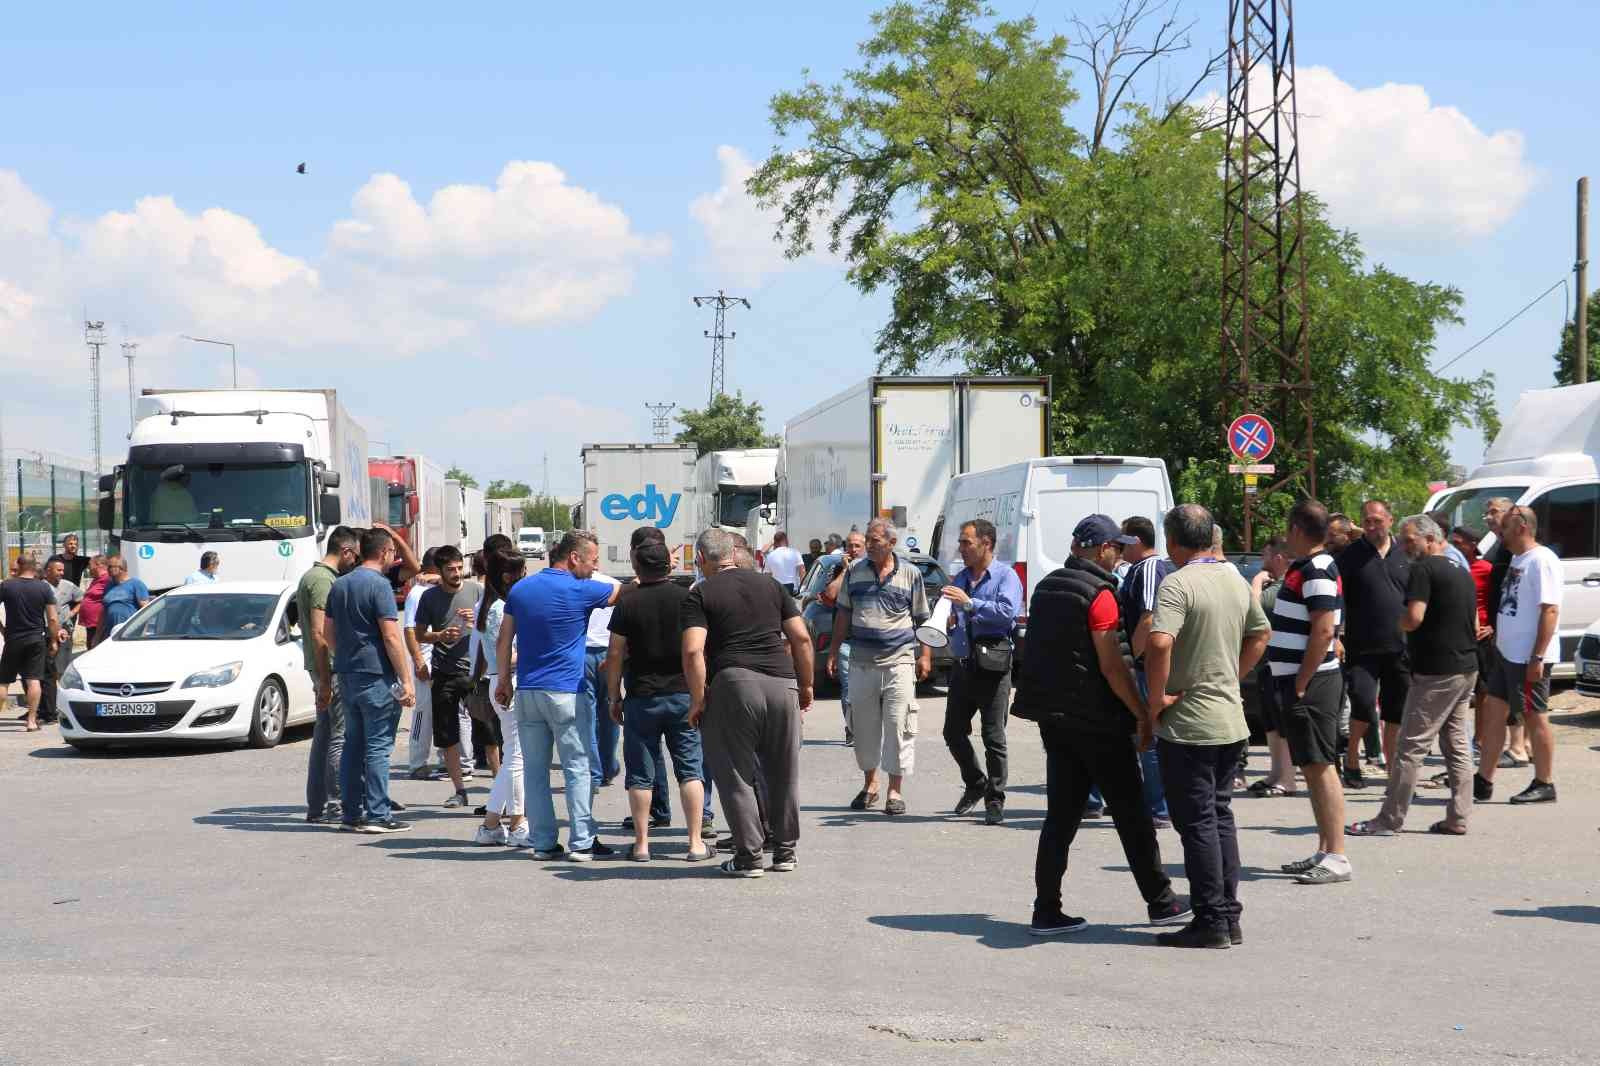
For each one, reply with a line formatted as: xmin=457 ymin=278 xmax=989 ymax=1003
xmin=780 ymin=377 xmax=1051 ymax=556
xmin=415 ymin=455 xmax=448 ymax=557
xmin=485 ymin=498 xmax=519 ymax=540
xmin=581 ymin=444 xmax=698 ymax=581
xmin=460 ymin=484 xmax=487 ymax=550
xmin=99 ymin=388 xmax=371 ymax=592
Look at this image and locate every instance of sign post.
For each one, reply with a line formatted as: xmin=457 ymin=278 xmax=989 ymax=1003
xmin=1227 ymin=413 xmax=1276 ymax=551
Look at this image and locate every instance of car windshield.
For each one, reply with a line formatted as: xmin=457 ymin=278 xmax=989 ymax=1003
xmin=116 ymin=594 xmax=280 ymax=641
xmin=1431 ymin=485 xmax=1528 ymax=533
xmin=126 ymin=461 xmax=311 ymax=531
xmin=913 ymin=558 xmax=947 ymax=592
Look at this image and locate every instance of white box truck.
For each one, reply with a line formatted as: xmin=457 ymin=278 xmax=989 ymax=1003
xmin=486 ymin=498 xmax=519 ymax=541
xmin=444 ymin=479 xmax=488 ymax=553
xmin=98 ymin=388 xmax=371 ymax=592
xmin=693 ymin=448 xmax=779 ymax=541
xmin=780 ymin=376 xmax=1051 ymax=556
xmin=581 ymin=444 xmax=698 ymax=582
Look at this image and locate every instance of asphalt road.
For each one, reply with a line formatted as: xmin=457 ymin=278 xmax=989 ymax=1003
xmin=3 ymin=684 xmax=1599 ymax=1065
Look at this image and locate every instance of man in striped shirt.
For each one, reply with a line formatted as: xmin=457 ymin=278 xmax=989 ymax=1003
xmin=1268 ymin=500 xmax=1352 ymax=885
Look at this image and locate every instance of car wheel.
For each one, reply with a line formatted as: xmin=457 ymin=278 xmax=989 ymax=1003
xmin=247 ymin=677 xmax=288 ymax=749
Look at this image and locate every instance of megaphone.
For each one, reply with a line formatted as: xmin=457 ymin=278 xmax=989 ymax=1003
xmin=916 ymin=596 xmax=953 ymax=649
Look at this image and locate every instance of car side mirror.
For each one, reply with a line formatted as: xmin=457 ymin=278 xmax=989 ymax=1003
xmin=319 ymin=494 xmax=342 ymax=526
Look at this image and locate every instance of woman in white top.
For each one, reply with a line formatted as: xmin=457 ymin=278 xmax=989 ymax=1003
xmin=474 ymin=547 xmax=528 ymax=846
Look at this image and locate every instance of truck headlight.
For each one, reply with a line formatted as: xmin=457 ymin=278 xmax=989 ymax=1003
xmin=61 ymin=664 xmax=85 ymax=691
xmin=183 ymin=662 xmax=244 ymax=689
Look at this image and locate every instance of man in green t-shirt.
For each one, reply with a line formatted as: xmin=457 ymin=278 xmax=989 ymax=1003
xmin=298 ymin=527 xmax=360 ymax=823
xmin=1144 ymin=504 xmax=1271 ymax=949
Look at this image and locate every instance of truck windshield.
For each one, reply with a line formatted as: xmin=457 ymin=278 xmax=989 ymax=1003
xmin=126 ymin=462 xmax=311 ymax=532
xmin=387 ymin=491 xmax=407 ymax=528
xmin=719 ymin=488 xmax=765 ymax=527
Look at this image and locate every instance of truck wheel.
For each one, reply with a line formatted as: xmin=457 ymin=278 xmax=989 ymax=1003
xmin=247 ymin=678 xmax=288 ymax=749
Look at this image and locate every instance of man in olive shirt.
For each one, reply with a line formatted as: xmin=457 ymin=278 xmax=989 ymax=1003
xmin=1145 ymin=505 xmax=1271 ymax=949
xmin=298 ymin=527 xmax=360 ymax=823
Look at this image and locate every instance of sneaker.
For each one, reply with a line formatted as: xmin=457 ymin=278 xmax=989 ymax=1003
xmin=359 ymin=819 xmax=412 ymax=834
xmin=1497 ymin=750 xmax=1526 ymax=769
xmin=621 ymin=815 xmax=672 ymax=830
xmin=954 ymin=785 xmax=986 ymax=816
xmin=844 ymin=727 xmax=853 ymax=747
xmin=720 ymin=858 xmax=765 ymax=878
xmin=460 ymin=767 xmax=476 ymax=780
xmin=566 ymin=848 xmax=593 ymax=863
xmin=575 ymin=839 xmax=615 ymax=858
xmin=1509 ymin=780 xmax=1558 ymax=805
xmin=1151 ymin=816 xmax=1172 ymax=830
xmin=1156 ymin=921 xmax=1230 ymax=948
xmin=407 ymin=766 xmax=430 ymax=781
xmin=1083 ymin=802 xmax=1104 ymax=818
xmin=1148 ymin=897 xmax=1193 ymax=925
xmin=984 ymin=801 xmax=1005 ymax=826
xmin=508 ymin=824 xmax=531 ymax=848
xmin=1280 ymin=854 xmax=1322 ymax=875
xmin=1228 ymin=919 xmax=1243 ymax=946
xmin=1342 ymin=765 xmax=1365 ymax=789
xmin=475 ymin=824 xmax=510 ymax=846
xmin=532 ymin=845 xmax=566 ymax=860
xmin=321 ymin=803 xmax=343 ymax=822
xmin=473 ymin=806 xmax=487 ymax=817
xmin=339 ymin=821 xmax=367 ymax=832
xmin=443 ymin=790 xmax=470 ymax=808
xmin=1473 ymin=773 xmax=1494 ymax=802
xmin=388 ymin=800 xmax=406 ymax=812
xmin=701 ymin=818 xmax=716 ymax=837
xmin=1028 ymin=912 xmax=1088 ymax=936
xmin=1295 ymin=861 xmax=1352 ymax=885
xmin=770 ymin=854 xmax=798 ymax=872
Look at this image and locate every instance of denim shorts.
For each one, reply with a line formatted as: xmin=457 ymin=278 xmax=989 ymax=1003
xmin=621 ymin=691 xmax=703 ymax=790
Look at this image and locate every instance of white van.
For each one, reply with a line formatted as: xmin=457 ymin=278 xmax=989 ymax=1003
xmin=517 ymin=526 xmax=546 ymax=560
xmin=1426 ymin=382 xmax=1600 ymax=675
xmin=930 ymin=456 xmax=1174 ymax=653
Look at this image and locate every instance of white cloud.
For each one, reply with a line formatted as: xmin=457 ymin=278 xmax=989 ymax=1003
xmin=690 ymin=145 xmax=842 ymax=286
xmin=1211 ymin=67 xmax=1536 ymax=242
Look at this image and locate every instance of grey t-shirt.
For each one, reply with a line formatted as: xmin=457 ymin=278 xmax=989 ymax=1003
xmin=1149 ymin=561 xmax=1270 ymax=746
xmin=416 ymin=580 xmax=482 ymax=676
xmin=49 ymin=579 xmax=85 ymax=631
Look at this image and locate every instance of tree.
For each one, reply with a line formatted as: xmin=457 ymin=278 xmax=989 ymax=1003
xmin=749 ymin=0 xmax=1497 ymax=536
xmin=445 ymin=466 xmax=478 ymax=489
xmin=675 ymin=391 xmax=779 ymax=457
xmin=1554 ymin=291 xmax=1600 ymax=386
xmin=486 ymin=479 xmax=533 ymax=499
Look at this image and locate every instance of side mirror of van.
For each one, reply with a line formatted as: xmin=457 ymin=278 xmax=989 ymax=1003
xmin=98 ymin=496 xmax=115 ymax=531
xmin=319 ymin=494 xmax=342 ymax=527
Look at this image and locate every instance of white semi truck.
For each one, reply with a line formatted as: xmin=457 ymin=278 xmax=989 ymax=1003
xmin=779 ymin=376 xmax=1052 ymax=556
xmin=581 ymin=443 xmax=698 ymax=582
xmin=694 ymin=448 xmax=778 ymax=542
xmin=98 ymin=388 xmax=371 ymax=592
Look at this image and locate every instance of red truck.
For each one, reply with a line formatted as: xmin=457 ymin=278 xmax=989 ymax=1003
xmin=368 ymin=454 xmax=447 ymax=603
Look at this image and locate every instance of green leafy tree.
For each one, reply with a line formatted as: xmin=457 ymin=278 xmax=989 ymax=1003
xmin=445 ymin=466 xmax=478 ymax=489
xmin=749 ymin=0 xmax=1497 ymax=538
xmin=675 ymin=391 xmax=779 ymax=457
xmin=1554 ymin=291 xmax=1600 ymax=386
xmin=486 ymin=479 xmax=533 ymax=499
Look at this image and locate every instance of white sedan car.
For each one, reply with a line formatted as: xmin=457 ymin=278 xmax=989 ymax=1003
xmin=58 ymin=581 xmax=316 ymax=751
xmin=1576 ymin=619 xmax=1600 ymax=698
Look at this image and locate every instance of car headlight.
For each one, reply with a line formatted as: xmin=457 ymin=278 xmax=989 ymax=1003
xmin=61 ymin=664 xmax=84 ymax=691
xmin=183 ymin=662 xmax=244 ymax=689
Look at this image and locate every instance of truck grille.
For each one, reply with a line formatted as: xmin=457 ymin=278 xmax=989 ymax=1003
xmin=88 ymin=682 xmax=173 ymax=697
xmin=70 ymin=700 xmax=195 ymax=733
xmin=1579 ymin=635 xmax=1600 ymax=662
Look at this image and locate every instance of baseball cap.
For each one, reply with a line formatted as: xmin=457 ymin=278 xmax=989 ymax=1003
xmin=1073 ymin=514 xmax=1138 ymax=548
xmin=633 ymin=540 xmax=672 ymax=576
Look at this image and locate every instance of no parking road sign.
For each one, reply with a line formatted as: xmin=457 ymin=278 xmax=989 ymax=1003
xmin=1227 ymin=413 xmax=1276 ymax=463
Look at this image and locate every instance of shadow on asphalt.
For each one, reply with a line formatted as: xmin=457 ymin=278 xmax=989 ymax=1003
xmin=868 ymin=912 xmax=1153 ymax=948
xmin=549 ymin=861 xmax=720 ymax=881
xmin=1493 ymin=905 xmax=1600 ymax=924
xmin=21 ymin=723 xmax=313 ymax=759
xmin=1102 ymin=862 xmax=1290 ymax=884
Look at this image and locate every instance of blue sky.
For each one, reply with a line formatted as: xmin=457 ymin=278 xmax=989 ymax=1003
xmin=2 ymin=2 xmax=1594 ymax=495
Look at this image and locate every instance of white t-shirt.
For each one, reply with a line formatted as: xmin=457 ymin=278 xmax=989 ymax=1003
xmin=585 ymin=572 xmax=621 ymax=649
xmin=1496 ymin=545 xmax=1563 ymax=665
xmin=764 ymin=545 xmax=804 ymax=586
xmin=403 ymin=581 xmax=434 ymax=667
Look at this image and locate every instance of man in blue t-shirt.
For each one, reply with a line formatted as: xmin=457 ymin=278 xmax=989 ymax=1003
xmin=325 ymin=527 xmax=417 ymax=835
xmin=496 ymin=529 xmax=621 ymax=861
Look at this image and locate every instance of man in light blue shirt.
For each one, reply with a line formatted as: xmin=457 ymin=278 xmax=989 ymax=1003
xmin=183 ymin=551 xmax=221 ymax=585
xmin=942 ymin=518 xmax=1024 ymax=825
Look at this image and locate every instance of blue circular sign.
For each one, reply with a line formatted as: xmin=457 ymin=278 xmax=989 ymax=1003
xmin=137 ymin=544 xmax=155 ymax=559
xmin=1227 ymin=413 xmax=1276 ymax=462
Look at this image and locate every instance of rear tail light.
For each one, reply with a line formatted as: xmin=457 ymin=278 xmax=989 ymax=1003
xmin=1013 ymin=561 xmax=1028 ymax=625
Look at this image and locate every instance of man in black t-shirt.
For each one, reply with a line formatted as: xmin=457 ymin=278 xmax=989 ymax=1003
xmin=606 ymin=540 xmax=710 ymax=862
xmin=47 ymin=533 xmax=91 ymax=588
xmin=1336 ymin=500 xmax=1412 ymax=787
xmin=1 ymin=555 xmax=60 ymax=732
xmin=1349 ymin=515 xmax=1479 ymax=838
xmin=413 ymin=545 xmax=481 ymax=808
xmin=681 ymin=527 xmax=814 ymax=877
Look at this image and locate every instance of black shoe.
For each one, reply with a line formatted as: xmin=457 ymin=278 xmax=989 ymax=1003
xmin=1228 ymin=920 xmax=1243 ymax=946
xmin=1029 ymin=912 xmax=1088 ymax=936
xmin=620 ymin=815 xmax=672 ymax=830
xmin=359 ymin=819 xmax=412 ymax=834
xmin=1342 ymin=765 xmax=1365 ymax=789
xmin=1083 ymin=802 xmax=1104 ymax=818
xmin=1474 ymin=773 xmax=1494 ymax=802
xmin=984 ymin=801 xmax=1005 ymax=825
xmin=954 ymin=785 xmax=986 ymax=816
xmin=388 ymin=799 xmax=406 ymax=812
xmin=576 ymin=839 xmax=615 ymax=857
xmin=1509 ymin=780 xmax=1557 ymax=805
xmin=1148 ymin=897 xmax=1193 ymax=925
xmin=1156 ymin=921 xmax=1230 ymax=949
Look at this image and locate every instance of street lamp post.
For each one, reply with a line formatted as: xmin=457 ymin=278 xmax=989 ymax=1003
xmin=181 ymin=335 xmax=238 ymax=388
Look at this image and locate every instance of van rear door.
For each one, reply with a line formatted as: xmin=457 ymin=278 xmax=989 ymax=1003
xmin=1027 ymin=460 xmax=1172 ymax=579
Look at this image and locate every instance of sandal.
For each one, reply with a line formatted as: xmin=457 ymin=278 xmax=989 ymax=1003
xmin=1419 ymin=772 xmax=1450 ymax=789
xmin=629 ymin=846 xmax=651 ymax=862
xmin=1347 ymin=819 xmax=1394 ymax=837
xmin=884 ymin=797 xmax=907 ymax=816
xmin=684 ymin=845 xmax=715 ymax=862
xmin=849 ymin=790 xmax=879 ymax=811
xmin=1427 ymin=820 xmax=1467 ymax=836
xmin=1252 ymin=783 xmax=1294 ymax=797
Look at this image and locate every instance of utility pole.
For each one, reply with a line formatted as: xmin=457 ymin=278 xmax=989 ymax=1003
xmin=1220 ymin=0 xmax=1314 ymax=551
xmin=85 ymin=321 xmax=106 ymax=475
xmin=692 ymin=290 xmax=750 ymax=402
xmin=1579 ymin=176 xmax=1589 ymax=385
xmin=121 ymin=341 xmax=139 ymax=438
xmin=645 ymin=401 xmax=676 ymax=443
xmin=541 ymin=452 xmax=552 ymax=530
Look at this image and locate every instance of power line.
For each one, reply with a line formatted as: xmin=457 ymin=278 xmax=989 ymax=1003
xmin=1436 ymin=277 xmax=1568 ymax=373
xmin=644 ymin=401 xmax=676 ymax=443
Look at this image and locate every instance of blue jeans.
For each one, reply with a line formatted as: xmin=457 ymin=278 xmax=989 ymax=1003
xmin=1135 ymin=672 xmax=1169 ymax=819
xmin=337 ymin=674 xmax=400 ymax=825
xmin=516 ymin=689 xmax=595 ymax=852
xmin=582 ymin=648 xmax=620 ymax=785
xmin=622 ymin=692 xmax=703 ymax=789
xmin=306 ymin=678 xmax=344 ymax=817
xmin=839 ymin=640 xmax=852 ymax=727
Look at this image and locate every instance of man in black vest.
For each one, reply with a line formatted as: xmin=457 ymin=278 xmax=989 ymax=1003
xmin=1015 ymin=515 xmax=1190 ymax=935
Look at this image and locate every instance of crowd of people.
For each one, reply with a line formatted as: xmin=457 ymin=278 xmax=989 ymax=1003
xmin=0 ymin=488 xmax=1567 ymax=945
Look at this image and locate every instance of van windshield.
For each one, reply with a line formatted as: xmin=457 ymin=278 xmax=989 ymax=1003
xmin=1430 ymin=485 xmax=1528 ymax=532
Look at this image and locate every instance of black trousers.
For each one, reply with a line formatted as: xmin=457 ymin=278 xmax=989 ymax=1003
xmin=943 ymin=659 xmax=1011 ymax=802
xmin=1157 ymin=737 xmax=1247 ymax=932
xmin=1034 ymin=722 xmax=1173 ymax=918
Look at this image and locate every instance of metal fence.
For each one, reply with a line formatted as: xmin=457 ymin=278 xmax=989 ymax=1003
xmin=3 ymin=455 xmax=110 ymax=566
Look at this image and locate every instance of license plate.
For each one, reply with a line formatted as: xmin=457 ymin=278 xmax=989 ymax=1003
xmin=98 ymin=702 xmax=158 ymax=716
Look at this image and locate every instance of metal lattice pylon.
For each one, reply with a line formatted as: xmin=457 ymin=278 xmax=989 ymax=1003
xmin=692 ymin=290 xmax=750 ymax=402
xmin=1220 ymin=0 xmax=1314 ymax=549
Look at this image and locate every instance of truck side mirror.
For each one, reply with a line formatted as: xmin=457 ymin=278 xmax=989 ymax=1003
xmin=98 ymin=473 xmax=117 ymax=493
xmin=98 ymin=497 xmax=115 ymax=531
xmin=319 ymin=494 xmax=342 ymax=527
xmin=320 ymin=469 xmax=341 ymax=489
